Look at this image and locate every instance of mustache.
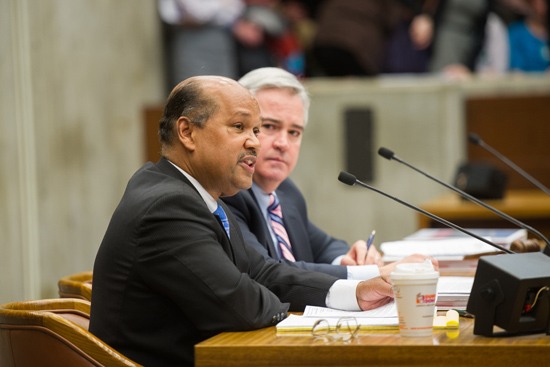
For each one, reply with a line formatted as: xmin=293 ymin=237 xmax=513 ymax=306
xmin=239 ymin=150 xmax=257 ymax=160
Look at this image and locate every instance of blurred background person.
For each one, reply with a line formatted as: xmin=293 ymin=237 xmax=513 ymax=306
xmin=429 ymin=0 xmax=532 ymax=80
xmin=382 ymin=0 xmax=440 ymax=74
xmin=278 ymin=0 xmax=325 ymax=77
xmin=235 ymin=1 xmax=306 ymax=77
xmin=508 ymin=0 xmax=549 ymax=72
xmin=159 ymin=0 xmax=310 ymax=91
xmin=312 ymin=0 xmax=402 ymax=77
xmin=428 ymin=0 xmax=491 ymax=79
xmin=311 ymin=0 xmax=440 ymax=77
xmin=158 ymin=0 xmax=245 ymax=89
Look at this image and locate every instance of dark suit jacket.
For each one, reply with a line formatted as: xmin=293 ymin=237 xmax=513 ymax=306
xmin=222 ymin=178 xmax=350 ymax=278
xmin=89 ymin=158 xmax=337 ymax=367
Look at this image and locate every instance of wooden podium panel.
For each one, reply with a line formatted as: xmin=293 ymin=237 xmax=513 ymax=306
xmin=195 ymin=316 xmax=550 ymax=367
xmin=466 ymin=94 xmax=550 ymax=191
xmin=143 ymin=104 xmax=164 ymax=163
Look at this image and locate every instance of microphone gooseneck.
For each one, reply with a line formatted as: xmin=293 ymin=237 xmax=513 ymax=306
xmin=468 ymin=132 xmax=550 ymax=197
xmin=377 ymin=146 xmax=550 ymax=250
xmin=338 ymin=171 xmax=514 ymax=254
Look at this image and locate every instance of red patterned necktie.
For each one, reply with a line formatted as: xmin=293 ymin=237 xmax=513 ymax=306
xmin=268 ymin=194 xmax=296 ymax=262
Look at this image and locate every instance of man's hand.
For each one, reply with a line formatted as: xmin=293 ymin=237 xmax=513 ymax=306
xmin=379 ymin=254 xmax=439 ymax=279
xmin=341 ymin=240 xmax=383 ymax=266
xmin=356 ymin=276 xmax=394 ymax=311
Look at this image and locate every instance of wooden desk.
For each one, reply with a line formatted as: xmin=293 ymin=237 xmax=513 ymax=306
xmin=195 ymin=316 xmax=550 ymax=367
xmin=418 ymin=190 xmax=550 ymax=240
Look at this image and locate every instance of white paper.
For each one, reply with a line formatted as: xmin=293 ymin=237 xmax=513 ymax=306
xmin=303 ymin=303 xmax=398 ymax=318
xmin=276 ymin=313 xmax=398 ymax=332
xmin=381 ymin=238 xmax=500 ymax=261
xmin=437 ymin=277 xmax=474 ymax=294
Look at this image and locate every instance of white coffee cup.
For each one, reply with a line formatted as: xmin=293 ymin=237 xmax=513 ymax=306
xmin=390 ymin=261 xmax=439 ymax=337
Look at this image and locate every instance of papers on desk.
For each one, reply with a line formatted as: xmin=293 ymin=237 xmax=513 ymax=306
xmin=436 ymin=277 xmax=474 ymax=311
xmin=276 ymin=278 xmax=472 ymax=335
xmin=303 ymin=302 xmax=398 ymax=318
xmin=381 ymin=238 xmax=501 ymax=261
xmin=403 ymin=228 xmax=526 ymax=246
xmin=382 ymin=228 xmax=526 ymax=262
xmin=276 ymin=314 xmax=399 ymax=335
xmin=276 ymin=304 xmax=399 ymax=335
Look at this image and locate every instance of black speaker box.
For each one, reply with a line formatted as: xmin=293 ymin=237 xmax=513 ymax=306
xmin=466 ymin=252 xmax=550 ymax=336
xmin=454 ymin=163 xmax=508 ymax=200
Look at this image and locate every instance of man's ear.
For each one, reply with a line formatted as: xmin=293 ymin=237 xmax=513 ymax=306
xmin=176 ymin=116 xmax=196 ymax=151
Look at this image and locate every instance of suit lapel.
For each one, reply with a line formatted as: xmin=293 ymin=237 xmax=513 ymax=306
xmin=220 ymin=200 xmax=255 ymax=271
xmin=156 ymin=158 xmax=240 ymax=265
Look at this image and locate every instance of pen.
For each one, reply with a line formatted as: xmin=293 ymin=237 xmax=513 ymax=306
xmin=365 ymin=230 xmax=376 ymax=261
xmin=366 ymin=230 xmax=376 ymax=251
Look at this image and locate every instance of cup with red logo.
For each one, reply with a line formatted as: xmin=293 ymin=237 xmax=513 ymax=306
xmin=390 ymin=261 xmax=439 ymax=337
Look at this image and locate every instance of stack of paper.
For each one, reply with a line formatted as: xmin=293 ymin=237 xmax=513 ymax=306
xmin=381 ymin=238 xmax=501 ymax=261
xmin=276 ymin=304 xmax=399 ymax=335
xmin=382 ymin=228 xmax=527 ymax=262
xmin=403 ymin=228 xmax=527 ymax=247
xmin=436 ymin=276 xmax=474 ymax=311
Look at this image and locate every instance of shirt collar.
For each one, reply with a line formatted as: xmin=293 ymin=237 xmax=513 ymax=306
xmin=168 ymin=160 xmax=218 ymax=213
xmin=251 ymin=182 xmax=278 ymax=213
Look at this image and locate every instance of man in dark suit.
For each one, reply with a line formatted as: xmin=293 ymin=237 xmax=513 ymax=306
xmin=89 ymin=76 xmax=394 ymax=367
xmin=223 ymin=67 xmax=435 ymax=280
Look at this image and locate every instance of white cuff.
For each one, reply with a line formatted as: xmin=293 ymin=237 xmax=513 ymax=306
xmin=325 ymin=279 xmax=362 ymax=311
xmin=346 ymin=264 xmax=380 ymax=280
xmin=331 ymin=255 xmax=345 ymax=265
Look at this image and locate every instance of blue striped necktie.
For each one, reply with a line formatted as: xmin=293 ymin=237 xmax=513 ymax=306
xmin=214 ymin=204 xmax=230 ymax=239
xmin=268 ymin=194 xmax=295 ymax=261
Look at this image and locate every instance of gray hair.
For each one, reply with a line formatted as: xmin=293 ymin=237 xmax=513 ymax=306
xmin=238 ymin=67 xmax=310 ymax=126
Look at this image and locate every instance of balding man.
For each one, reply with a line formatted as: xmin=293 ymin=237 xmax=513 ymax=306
xmin=89 ymin=76 xmax=394 ymax=367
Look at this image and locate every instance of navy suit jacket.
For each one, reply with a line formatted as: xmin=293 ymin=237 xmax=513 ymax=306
xmin=222 ymin=178 xmax=350 ymax=278
xmin=90 ymin=158 xmax=337 ymax=367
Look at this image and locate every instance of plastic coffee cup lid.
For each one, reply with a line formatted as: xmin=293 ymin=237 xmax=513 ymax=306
xmin=390 ymin=261 xmax=439 ymax=280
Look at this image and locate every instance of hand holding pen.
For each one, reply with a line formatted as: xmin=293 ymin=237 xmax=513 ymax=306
xmin=341 ymin=230 xmax=383 ymax=266
xmin=364 ymin=230 xmax=383 ymax=267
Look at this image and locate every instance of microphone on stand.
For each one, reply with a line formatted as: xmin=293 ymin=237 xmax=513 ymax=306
xmin=377 ymin=146 xmax=550 ymax=255
xmin=468 ymin=132 xmax=550 ymax=197
xmin=337 ymin=171 xmax=514 ymax=254
xmin=338 ymin=171 xmax=550 ymax=337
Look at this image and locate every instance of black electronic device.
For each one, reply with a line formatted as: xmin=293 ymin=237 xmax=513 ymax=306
xmin=466 ymin=252 xmax=550 ymax=336
xmin=454 ymin=162 xmax=507 ymax=200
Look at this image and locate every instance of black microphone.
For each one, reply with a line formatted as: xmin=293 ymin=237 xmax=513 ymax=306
xmin=468 ymin=132 xmax=550 ymax=196
xmin=338 ymin=171 xmax=514 ymax=254
xmin=378 ymin=146 xmax=550 ymax=256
